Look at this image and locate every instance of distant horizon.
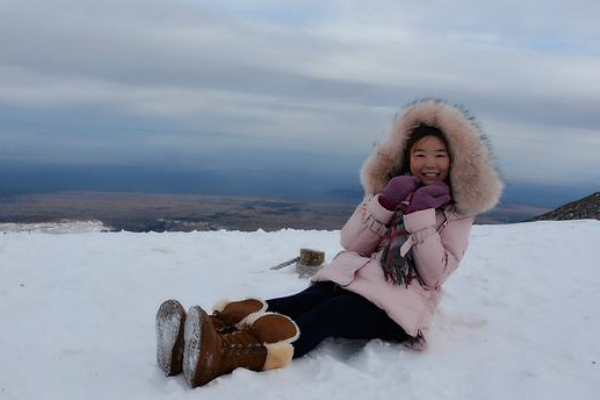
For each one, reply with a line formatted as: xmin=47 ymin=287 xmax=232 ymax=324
xmin=1 ymin=158 xmax=597 ymax=211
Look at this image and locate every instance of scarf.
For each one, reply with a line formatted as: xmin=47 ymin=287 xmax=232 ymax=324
xmin=379 ymin=206 xmax=417 ymax=286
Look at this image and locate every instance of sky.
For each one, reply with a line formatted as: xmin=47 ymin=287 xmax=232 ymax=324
xmin=0 ymin=0 xmax=599 ymax=203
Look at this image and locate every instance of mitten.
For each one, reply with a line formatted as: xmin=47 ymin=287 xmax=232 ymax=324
xmin=378 ymin=175 xmax=420 ymax=211
xmin=406 ymin=181 xmax=451 ymax=213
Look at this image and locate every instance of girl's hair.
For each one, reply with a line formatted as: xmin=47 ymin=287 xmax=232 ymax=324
xmin=398 ymin=124 xmax=450 ymax=175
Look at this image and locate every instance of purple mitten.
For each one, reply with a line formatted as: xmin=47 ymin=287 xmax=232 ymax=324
xmin=406 ymin=181 xmax=451 ymax=213
xmin=378 ymin=175 xmax=420 ymax=211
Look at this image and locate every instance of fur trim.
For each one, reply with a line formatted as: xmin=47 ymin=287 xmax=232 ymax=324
xmin=263 ymin=342 xmax=294 ymax=371
xmin=211 ymin=298 xmax=232 ymax=313
xmin=360 ymin=99 xmax=504 ymax=215
xmin=243 ymin=312 xmax=300 ymax=370
xmin=236 ymin=309 xmax=267 ymax=329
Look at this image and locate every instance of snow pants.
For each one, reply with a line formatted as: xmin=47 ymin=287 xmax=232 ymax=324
xmin=266 ymin=282 xmax=409 ymax=358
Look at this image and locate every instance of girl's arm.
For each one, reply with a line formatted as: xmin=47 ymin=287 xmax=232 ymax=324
xmin=340 ymin=195 xmax=394 ymax=256
xmin=402 ymin=209 xmax=474 ymax=288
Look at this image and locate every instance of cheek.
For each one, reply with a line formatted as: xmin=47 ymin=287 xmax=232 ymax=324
xmin=440 ymin=160 xmax=451 ymax=178
xmin=441 ymin=159 xmax=451 ymax=171
xmin=409 ymin=157 xmax=422 ymax=173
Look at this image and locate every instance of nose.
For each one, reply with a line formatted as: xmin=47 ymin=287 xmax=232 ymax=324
xmin=424 ymin=156 xmax=437 ymax=168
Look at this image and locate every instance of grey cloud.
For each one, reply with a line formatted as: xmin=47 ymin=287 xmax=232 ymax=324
xmin=0 ymin=0 xmax=599 ymax=187
xmin=2 ymin=1 xmax=599 ymax=123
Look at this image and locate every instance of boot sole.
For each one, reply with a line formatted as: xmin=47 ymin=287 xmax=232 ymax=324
xmin=183 ymin=306 xmax=204 ymax=387
xmin=184 ymin=306 xmax=221 ymax=388
xmin=156 ymin=299 xmax=186 ymax=376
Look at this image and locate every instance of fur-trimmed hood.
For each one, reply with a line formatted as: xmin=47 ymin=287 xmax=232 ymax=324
xmin=360 ymin=99 xmax=503 ymax=216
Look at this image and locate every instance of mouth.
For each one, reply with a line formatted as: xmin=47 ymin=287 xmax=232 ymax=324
xmin=421 ymin=171 xmax=441 ymax=179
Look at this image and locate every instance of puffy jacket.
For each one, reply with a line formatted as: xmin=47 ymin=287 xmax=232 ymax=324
xmin=311 ymin=99 xmax=503 ymax=349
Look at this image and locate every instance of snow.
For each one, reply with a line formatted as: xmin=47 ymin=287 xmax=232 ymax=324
xmin=1 ymin=221 xmax=599 ymax=400
xmin=0 ymin=220 xmax=108 ymax=234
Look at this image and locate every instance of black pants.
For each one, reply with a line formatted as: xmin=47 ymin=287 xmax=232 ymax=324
xmin=266 ymin=282 xmax=409 ymax=358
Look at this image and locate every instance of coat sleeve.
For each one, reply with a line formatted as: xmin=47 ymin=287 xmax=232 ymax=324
xmin=402 ymin=208 xmax=474 ymax=289
xmin=340 ymin=195 xmax=395 ymax=256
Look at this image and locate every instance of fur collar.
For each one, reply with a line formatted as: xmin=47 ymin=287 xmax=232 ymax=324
xmin=360 ymin=99 xmax=503 ymax=216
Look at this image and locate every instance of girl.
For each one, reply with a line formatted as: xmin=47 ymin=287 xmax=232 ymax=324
xmin=155 ymin=99 xmax=503 ymax=387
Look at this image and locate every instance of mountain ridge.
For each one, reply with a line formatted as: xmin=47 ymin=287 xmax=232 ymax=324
xmin=529 ymin=192 xmax=600 ymax=221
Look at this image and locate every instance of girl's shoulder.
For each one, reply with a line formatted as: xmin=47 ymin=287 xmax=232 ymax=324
xmin=437 ymin=206 xmax=475 ymax=234
xmin=441 ymin=204 xmax=475 ymax=221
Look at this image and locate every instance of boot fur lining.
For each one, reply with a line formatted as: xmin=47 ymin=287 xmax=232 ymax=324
xmin=211 ymin=298 xmax=232 ymax=313
xmin=263 ymin=342 xmax=294 ymax=371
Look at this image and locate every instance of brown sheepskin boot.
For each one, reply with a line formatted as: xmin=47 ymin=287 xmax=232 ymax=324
xmin=156 ymin=298 xmax=268 ymax=376
xmin=182 ymin=306 xmax=299 ymax=388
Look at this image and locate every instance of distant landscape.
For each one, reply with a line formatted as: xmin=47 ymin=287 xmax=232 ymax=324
xmin=0 ymin=192 xmax=356 ymax=232
xmin=1 ymin=161 xmax=597 ymax=231
xmin=0 ymin=191 xmax=550 ymax=232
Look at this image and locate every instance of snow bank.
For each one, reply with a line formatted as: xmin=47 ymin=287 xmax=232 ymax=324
xmin=0 ymin=221 xmax=599 ymax=400
xmin=0 ymin=220 xmax=109 ymax=234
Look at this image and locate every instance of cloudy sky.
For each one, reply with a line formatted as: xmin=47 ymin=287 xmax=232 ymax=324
xmin=0 ymin=0 xmax=599 ymax=198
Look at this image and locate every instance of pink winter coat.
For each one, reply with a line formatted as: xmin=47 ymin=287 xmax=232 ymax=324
xmin=311 ymin=99 xmax=504 ymax=349
xmin=311 ymin=195 xmax=473 ymax=349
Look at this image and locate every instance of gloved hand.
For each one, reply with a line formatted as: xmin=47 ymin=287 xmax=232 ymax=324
xmin=378 ymin=175 xmax=420 ymax=211
xmin=406 ymin=181 xmax=452 ymax=214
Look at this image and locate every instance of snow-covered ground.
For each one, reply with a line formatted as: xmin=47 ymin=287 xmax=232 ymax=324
xmin=1 ymin=221 xmax=599 ymax=400
xmin=0 ymin=220 xmax=108 ymax=234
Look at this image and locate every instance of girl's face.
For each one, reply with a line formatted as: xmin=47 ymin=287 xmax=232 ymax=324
xmin=409 ymin=136 xmax=451 ymax=185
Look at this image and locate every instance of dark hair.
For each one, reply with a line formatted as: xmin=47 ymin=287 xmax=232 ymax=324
xmin=398 ymin=124 xmax=450 ymax=175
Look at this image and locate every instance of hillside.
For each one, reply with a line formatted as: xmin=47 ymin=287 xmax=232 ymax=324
xmin=529 ymin=192 xmax=600 ymax=221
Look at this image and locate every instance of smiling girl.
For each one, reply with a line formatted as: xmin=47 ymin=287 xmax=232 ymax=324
xmin=155 ymin=99 xmax=504 ymax=387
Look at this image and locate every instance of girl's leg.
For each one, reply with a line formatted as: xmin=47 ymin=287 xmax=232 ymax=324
xmin=292 ymin=291 xmax=409 ymax=358
xmin=266 ymin=282 xmax=339 ymax=320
